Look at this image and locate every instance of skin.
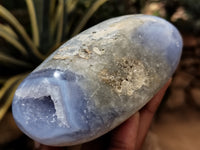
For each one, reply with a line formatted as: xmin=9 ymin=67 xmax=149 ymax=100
xmin=36 ymin=79 xmax=171 ymax=150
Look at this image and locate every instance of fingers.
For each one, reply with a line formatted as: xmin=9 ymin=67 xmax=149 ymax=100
xmin=108 ymin=112 xmax=140 ymax=150
xmin=108 ymin=79 xmax=171 ymax=150
xmin=135 ymin=79 xmax=172 ymax=150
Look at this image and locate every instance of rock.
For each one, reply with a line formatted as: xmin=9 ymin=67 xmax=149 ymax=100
xmin=12 ymin=15 xmax=182 ymax=146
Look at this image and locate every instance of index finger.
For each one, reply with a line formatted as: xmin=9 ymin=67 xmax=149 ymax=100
xmin=135 ymin=79 xmax=172 ymax=150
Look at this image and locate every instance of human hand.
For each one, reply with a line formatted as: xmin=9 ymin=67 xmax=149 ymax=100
xmin=37 ymin=79 xmax=171 ymax=150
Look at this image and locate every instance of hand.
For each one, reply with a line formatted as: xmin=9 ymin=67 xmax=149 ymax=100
xmin=37 ymin=79 xmax=171 ymax=150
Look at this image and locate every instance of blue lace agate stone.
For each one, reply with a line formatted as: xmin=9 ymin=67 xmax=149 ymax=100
xmin=12 ymin=15 xmax=182 ymax=146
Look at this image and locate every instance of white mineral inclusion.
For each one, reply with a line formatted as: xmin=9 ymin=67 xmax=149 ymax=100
xmin=12 ymin=14 xmax=183 ymax=146
xmin=15 ymin=77 xmax=69 ymax=128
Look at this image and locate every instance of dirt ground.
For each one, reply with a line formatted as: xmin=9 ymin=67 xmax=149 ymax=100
xmin=143 ymin=109 xmax=200 ymax=150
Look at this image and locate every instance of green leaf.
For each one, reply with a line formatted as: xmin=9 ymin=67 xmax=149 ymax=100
xmin=0 ymin=5 xmax=45 ymax=60
xmin=0 ymin=25 xmax=28 ymax=56
xmin=72 ymin=0 xmax=108 ymax=36
xmin=50 ymin=2 xmax=62 ymax=40
xmin=0 ymin=52 xmax=32 ymax=68
xmin=25 ymin=0 xmax=40 ymax=47
xmin=0 ymin=77 xmax=7 ymax=85
xmin=0 ymin=24 xmax=17 ymax=39
xmin=50 ymin=0 xmax=57 ymax=19
xmin=32 ymin=0 xmax=44 ymax=39
xmin=33 ymin=0 xmax=52 ymax=52
xmin=66 ymin=0 xmax=79 ymax=13
xmin=55 ymin=0 xmax=64 ymax=46
xmin=0 ymin=74 xmax=27 ymax=121
xmin=49 ymin=0 xmax=65 ymax=48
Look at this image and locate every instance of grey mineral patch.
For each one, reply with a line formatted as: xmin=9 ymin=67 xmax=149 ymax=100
xmin=99 ymin=57 xmax=149 ymax=96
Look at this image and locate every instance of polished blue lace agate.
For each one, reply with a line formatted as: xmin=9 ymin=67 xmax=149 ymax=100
xmin=13 ymin=69 xmax=105 ymax=145
xmin=12 ymin=15 xmax=182 ymax=146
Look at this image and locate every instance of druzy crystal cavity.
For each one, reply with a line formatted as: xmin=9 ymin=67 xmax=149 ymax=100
xmin=12 ymin=15 xmax=182 ymax=146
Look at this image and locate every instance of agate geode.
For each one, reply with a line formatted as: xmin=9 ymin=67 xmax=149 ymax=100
xmin=12 ymin=15 xmax=182 ymax=146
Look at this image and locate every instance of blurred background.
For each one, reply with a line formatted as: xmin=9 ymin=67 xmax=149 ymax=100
xmin=0 ymin=0 xmax=199 ymax=150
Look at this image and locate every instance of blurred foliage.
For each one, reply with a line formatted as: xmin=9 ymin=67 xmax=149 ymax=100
xmin=0 ymin=0 xmax=109 ymax=122
xmin=0 ymin=0 xmax=200 ymax=149
xmin=164 ymin=0 xmax=200 ymax=35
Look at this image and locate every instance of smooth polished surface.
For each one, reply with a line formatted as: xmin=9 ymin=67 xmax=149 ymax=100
xmin=12 ymin=15 xmax=182 ymax=146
